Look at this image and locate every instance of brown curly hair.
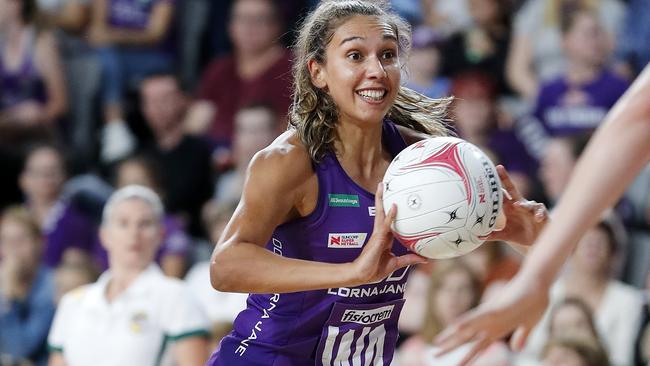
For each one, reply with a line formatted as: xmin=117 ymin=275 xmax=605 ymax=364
xmin=288 ymin=0 xmax=451 ymax=162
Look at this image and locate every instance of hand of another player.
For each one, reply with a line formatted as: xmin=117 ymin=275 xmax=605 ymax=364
xmin=351 ymin=183 xmax=427 ymax=286
xmin=483 ymin=165 xmax=548 ymax=246
xmin=433 ymin=272 xmax=549 ymax=365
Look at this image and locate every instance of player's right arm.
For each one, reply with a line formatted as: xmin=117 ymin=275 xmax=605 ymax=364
xmin=210 ymin=134 xmax=424 ymax=294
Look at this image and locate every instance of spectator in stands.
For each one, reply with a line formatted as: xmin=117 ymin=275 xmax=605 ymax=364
xmin=139 ymin=73 xmax=213 ymax=236
xmin=38 ymin=0 xmax=89 ymax=33
xmin=396 ymin=260 xmax=511 ymax=365
xmin=184 ymin=0 xmax=292 ymax=149
xmin=538 ymin=135 xmax=587 ymax=203
xmin=451 ymin=72 xmax=537 ymax=196
xmin=421 ymin=0 xmax=472 ymax=37
xmin=548 ymin=297 xmax=601 ymax=342
xmin=507 ymin=0 xmax=624 ymax=99
xmin=89 ymin=0 xmax=176 ymax=162
xmin=213 ymin=102 xmax=279 ymax=207
xmin=442 ymin=0 xmax=512 ymax=95
xmin=48 ymin=185 xmax=209 ymax=366
xmin=530 ymin=8 xmax=628 ymax=137
xmin=0 ymin=206 xmax=55 ymax=366
xmin=19 ymin=143 xmax=96 ymax=267
xmin=462 ymin=242 xmax=521 ymax=301
xmin=185 ymin=202 xmax=247 ymax=350
xmin=106 ymin=155 xmax=191 ymax=278
xmin=542 ymin=334 xmax=610 ymax=366
xmin=522 ymin=217 xmax=644 ymax=366
xmin=402 ymin=26 xmax=450 ymax=100
xmin=0 ymin=0 xmax=67 ymax=133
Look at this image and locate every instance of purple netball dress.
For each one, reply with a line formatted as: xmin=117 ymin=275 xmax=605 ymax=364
xmin=207 ymin=121 xmax=412 ymax=366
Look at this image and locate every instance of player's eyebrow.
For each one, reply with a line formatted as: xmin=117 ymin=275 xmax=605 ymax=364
xmin=339 ymin=34 xmax=397 ymax=46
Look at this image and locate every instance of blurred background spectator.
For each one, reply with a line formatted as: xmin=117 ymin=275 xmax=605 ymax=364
xmin=396 ymin=260 xmax=511 ymax=365
xmin=19 ymin=144 xmax=96 ymax=268
xmin=0 ymin=206 xmax=55 ymax=366
xmin=0 ymin=0 xmax=67 ymax=141
xmin=507 ymin=0 xmax=624 ymax=100
xmin=520 ymin=217 xmax=644 ymax=366
xmin=402 ymin=26 xmax=450 ymax=99
xmin=184 ymin=0 xmax=292 ymax=151
xmin=47 ymin=186 xmax=209 ymax=366
xmin=137 ymin=73 xmax=213 ymax=236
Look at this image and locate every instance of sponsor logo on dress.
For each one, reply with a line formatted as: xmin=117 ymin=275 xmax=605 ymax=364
xmin=341 ymin=305 xmax=395 ymax=325
xmin=328 ymin=233 xmax=367 ymax=248
xmin=328 ymin=194 xmax=360 ymax=207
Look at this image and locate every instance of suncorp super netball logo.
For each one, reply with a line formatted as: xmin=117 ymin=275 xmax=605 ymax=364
xmin=328 ymin=233 xmax=367 ymax=248
xmin=341 ymin=305 xmax=395 ymax=325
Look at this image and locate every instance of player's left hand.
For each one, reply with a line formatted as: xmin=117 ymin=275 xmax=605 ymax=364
xmin=482 ymin=165 xmax=548 ymax=246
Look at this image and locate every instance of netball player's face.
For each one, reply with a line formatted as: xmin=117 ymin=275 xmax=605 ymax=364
xmin=101 ymin=198 xmax=162 ymax=270
xmin=314 ymin=15 xmax=400 ymax=125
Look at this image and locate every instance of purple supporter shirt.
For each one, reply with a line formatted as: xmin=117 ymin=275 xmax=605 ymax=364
xmin=208 ymin=121 xmax=412 ymax=366
xmin=533 ymin=69 xmax=629 ymax=136
xmin=106 ymin=0 xmax=175 ymax=53
xmin=41 ymin=201 xmax=97 ymax=268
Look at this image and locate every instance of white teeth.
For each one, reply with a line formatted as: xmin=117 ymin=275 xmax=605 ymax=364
xmin=356 ymin=90 xmax=386 ymax=101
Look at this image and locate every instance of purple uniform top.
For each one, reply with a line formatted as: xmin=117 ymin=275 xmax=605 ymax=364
xmin=207 ymin=121 xmax=411 ymax=366
xmin=0 ymin=29 xmax=46 ymax=110
xmin=533 ymin=69 xmax=629 ymax=136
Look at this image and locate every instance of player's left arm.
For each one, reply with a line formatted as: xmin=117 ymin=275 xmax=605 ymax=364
xmin=396 ymin=125 xmax=548 ymax=252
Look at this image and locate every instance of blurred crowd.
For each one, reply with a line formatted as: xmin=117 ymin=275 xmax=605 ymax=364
xmin=0 ymin=0 xmax=649 ymax=365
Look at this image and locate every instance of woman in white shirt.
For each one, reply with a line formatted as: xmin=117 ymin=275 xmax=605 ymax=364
xmin=48 ymin=185 xmax=210 ymax=366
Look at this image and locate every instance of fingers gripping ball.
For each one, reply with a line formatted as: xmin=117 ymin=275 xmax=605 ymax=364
xmin=382 ymin=137 xmax=503 ymax=259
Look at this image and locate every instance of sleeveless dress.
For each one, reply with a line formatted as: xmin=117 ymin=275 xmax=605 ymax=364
xmin=207 ymin=120 xmax=412 ymax=366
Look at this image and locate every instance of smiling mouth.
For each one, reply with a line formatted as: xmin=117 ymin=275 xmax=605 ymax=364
xmin=356 ymin=89 xmax=387 ymax=102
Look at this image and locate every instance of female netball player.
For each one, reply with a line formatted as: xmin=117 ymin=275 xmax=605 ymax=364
xmin=435 ymin=65 xmax=650 ymax=365
xmin=207 ymin=1 xmax=546 ymax=365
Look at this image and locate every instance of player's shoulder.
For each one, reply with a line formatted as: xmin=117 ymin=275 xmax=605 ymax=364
xmin=247 ymin=130 xmax=314 ymax=188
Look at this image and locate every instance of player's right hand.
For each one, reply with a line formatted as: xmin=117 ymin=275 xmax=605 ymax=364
xmin=350 ymin=183 xmax=427 ymax=286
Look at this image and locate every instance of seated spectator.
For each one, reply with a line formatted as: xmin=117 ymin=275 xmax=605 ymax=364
xmin=402 ymin=26 xmax=450 ymax=100
xmin=99 ymin=155 xmax=192 ymax=278
xmin=138 ymin=73 xmax=213 ymax=236
xmin=19 ymin=143 xmax=96 ymax=267
xmin=184 ymin=0 xmax=292 ymax=148
xmin=0 ymin=0 xmax=67 ymax=135
xmin=442 ymin=0 xmax=512 ymax=95
xmin=542 ymin=334 xmax=610 ymax=366
xmin=538 ymin=135 xmax=592 ymax=205
xmin=461 ymin=242 xmax=521 ymax=301
xmin=522 ymin=217 xmax=645 ymax=366
xmin=213 ymin=102 xmax=279 ymax=207
xmin=38 ymin=0 xmax=89 ymax=34
xmin=451 ymin=72 xmax=537 ymax=196
xmin=89 ymin=0 xmax=176 ymax=162
xmin=421 ymin=0 xmax=472 ymax=37
xmin=48 ymin=185 xmax=209 ymax=366
xmin=396 ymin=260 xmax=511 ymax=366
xmin=507 ymin=0 xmax=624 ymax=99
xmin=0 ymin=206 xmax=55 ymax=366
xmin=548 ymin=298 xmax=602 ymax=342
xmin=530 ymin=7 xmax=628 ymax=137
xmin=185 ymin=202 xmax=247 ymax=350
